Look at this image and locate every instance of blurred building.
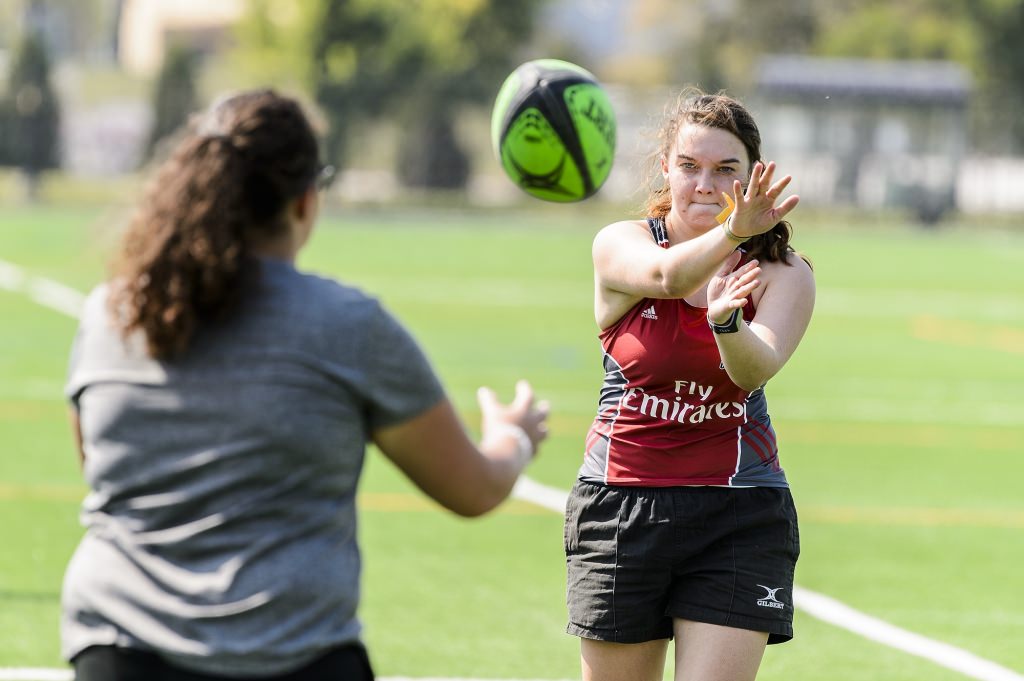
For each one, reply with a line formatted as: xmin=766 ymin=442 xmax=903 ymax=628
xmin=752 ymin=55 xmax=971 ymax=222
xmin=118 ymin=0 xmax=244 ymax=75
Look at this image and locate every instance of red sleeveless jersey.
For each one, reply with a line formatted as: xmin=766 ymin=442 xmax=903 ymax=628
xmin=579 ymin=218 xmax=788 ymax=488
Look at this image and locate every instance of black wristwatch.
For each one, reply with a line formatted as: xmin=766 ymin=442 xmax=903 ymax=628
xmin=709 ymin=309 xmax=743 ymax=334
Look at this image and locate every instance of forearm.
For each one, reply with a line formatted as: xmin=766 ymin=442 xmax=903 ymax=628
xmin=375 ymin=388 xmax=545 ymax=518
xmin=658 ymin=226 xmax=743 ymax=297
xmin=471 ymin=424 xmax=535 ymax=512
xmin=711 ymin=321 xmax=782 ymax=392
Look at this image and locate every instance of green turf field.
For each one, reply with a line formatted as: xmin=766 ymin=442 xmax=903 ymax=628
xmin=0 ymin=201 xmax=1021 ymax=680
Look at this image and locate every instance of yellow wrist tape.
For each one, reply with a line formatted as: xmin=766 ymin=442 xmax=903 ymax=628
xmin=716 ymin=192 xmax=736 ymax=225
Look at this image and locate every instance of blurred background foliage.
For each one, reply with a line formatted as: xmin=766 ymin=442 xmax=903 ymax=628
xmin=2 ymin=0 xmax=1024 ymax=213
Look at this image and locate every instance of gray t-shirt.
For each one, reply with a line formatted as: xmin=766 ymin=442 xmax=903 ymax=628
xmin=62 ymin=258 xmax=445 ymax=676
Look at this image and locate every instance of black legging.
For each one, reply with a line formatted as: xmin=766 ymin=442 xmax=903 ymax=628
xmin=73 ymin=644 xmax=375 ymax=681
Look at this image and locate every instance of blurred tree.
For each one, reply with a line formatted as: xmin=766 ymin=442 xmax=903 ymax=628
xmin=4 ymin=30 xmax=61 ymax=201
xmin=0 ymin=0 xmax=118 ymax=62
xmin=310 ymin=0 xmax=423 ymax=173
xmin=813 ymin=0 xmax=976 ymax=62
xmin=144 ymin=45 xmax=200 ymax=162
xmin=233 ymin=0 xmax=542 ymax=189
xmin=229 ymin=0 xmax=317 ymax=92
xmin=808 ymin=0 xmax=1024 ymax=151
xmin=965 ymin=0 xmax=1024 ymax=152
xmin=0 ymin=99 xmax=12 ymax=166
xmin=705 ymin=0 xmax=819 ymax=92
xmin=391 ymin=0 xmax=542 ymax=189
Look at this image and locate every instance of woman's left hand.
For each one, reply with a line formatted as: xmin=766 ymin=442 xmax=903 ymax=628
xmin=707 ymin=251 xmax=761 ymax=324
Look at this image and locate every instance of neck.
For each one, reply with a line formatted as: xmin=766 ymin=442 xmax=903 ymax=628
xmin=250 ymin=232 xmax=297 ymax=262
xmin=664 ymin=211 xmax=706 ymax=245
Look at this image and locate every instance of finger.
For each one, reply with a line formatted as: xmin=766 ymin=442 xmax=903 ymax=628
xmin=766 ymin=174 xmax=792 ymax=201
xmin=724 ymin=261 xmax=760 ymax=283
xmin=724 ymin=276 xmax=757 ymax=300
xmin=713 ymin=298 xmax=749 ymax=319
xmin=771 ymin=195 xmax=800 ymax=221
xmin=746 ymin=162 xmax=764 ymax=198
xmin=736 ymin=258 xmax=760 ymax=273
xmin=511 ymin=379 xmax=535 ymax=410
xmin=758 ymin=161 xmax=776 ymax=192
xmin=730 ymin=268 xmax=761 ymax=288
xmin=731 ymin=278 xmax=760 ymax=297
xmin=731 ymin=179 xmax=746 ymax=209
xmin=476 ymin=386 xmax=499 ymax=411
xmin=716 ymin=250 xmax=743 ymax=277
xmin=534 ymin=399 xmax=551 ymax=417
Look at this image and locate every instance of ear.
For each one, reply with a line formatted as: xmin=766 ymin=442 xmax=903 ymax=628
xmin=291 ymin=186 xmax=318 ymax=222
xmin=660 ymin=154 xmax=669 ymax=179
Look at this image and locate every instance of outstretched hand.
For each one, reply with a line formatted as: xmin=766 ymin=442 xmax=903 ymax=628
xmin=707 ymin=251 xmax=761 ymax=325
xmin=724 ymin=161 xmax=799 ymax=239
xmin=477 ymin=379 xmax=550 ymax=458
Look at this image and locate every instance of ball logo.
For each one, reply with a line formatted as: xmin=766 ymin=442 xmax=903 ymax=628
xmin=504 ymin=110 xmax=575 ymax=199
xmin=573 ymin=91 xmax=615 ymax=149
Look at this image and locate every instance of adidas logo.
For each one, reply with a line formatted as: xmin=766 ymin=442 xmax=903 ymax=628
xmin=641 ymin=305 xmax=658 ymax=320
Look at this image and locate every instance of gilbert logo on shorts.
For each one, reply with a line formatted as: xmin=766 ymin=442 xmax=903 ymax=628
xmin=756 ymin=585 xmax=786 ymax=609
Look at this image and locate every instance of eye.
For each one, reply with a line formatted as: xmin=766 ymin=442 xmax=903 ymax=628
xmin=679 ymin=161 xmax=697 ymax=170
xmin=717 ymin=166 xmax=737 ymax=174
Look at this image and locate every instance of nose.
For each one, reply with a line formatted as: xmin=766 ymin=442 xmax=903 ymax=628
xmin=694 ymin=168 xmax=716 ymax=194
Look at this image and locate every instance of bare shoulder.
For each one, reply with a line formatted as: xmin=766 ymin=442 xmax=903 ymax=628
xmin=761 ymin=251 xmax=815 ymax=288
xmin=753 ymin=251 xmax=815 ymax=310
xmin=593 ymin=219 xmax=651 ymax=248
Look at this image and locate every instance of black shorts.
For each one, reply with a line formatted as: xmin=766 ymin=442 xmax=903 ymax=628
xmin=72 ymin=643 xmax=375 ymax=681
xmin=564 ymin=480 xmax=800 ymax=645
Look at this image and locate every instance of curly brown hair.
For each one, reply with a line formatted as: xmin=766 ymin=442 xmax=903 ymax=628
xmin=644 ymin=88 xmax=798 ymax=265
xmin=109 ymin=90 xmax=321 ymax=359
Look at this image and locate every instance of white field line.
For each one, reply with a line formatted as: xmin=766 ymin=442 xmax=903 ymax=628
xmin=0 ymin=671 xmax=72 ymax=681
xmin=0 ymin=673 xmax=573 ymax=681
xmin=2 ymin=262 xmax=1021 ymax=681
xmin=793 ymin=587 xmax=1024 ymax=681
xmin=0 ymin=259 xmax=85 ymax=318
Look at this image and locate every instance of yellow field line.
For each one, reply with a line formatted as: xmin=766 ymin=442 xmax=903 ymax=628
xmin=0 ymin=485 xmax=549 ymax=516
xmin=784 ymin=421 xmax=1019 ymax=451
xmin=911 ymin=314 xmax=1024 ymax=355
xmin=4 ymin=483 xmax=1020 ymax=527
xmin=800 ymin=505 xmax=1024 ymax=529
xmin=0 ymin=483 xmax=86 ymax=503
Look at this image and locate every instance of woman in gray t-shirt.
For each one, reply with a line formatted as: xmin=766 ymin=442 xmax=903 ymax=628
xmin=63 ymin=89 xmax=549 ymax=681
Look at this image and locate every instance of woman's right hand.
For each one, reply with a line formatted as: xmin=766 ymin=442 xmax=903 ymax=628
xmin=725 ymin=161 xmax=800 ymax=239
xmin=373 ymin=381 xmax=550 ymax=517
xmin=477 ymin=379 xmax=550 ymax=465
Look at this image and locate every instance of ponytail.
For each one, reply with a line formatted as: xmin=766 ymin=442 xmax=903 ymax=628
xmin=110 ymin=135 xmax=250 ymax=359
xmin=109 ymin=90 xmax=322 ymax=359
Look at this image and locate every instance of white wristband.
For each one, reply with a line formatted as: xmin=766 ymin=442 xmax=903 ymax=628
xmin=486 ymin=423 xmax=534 ymax=465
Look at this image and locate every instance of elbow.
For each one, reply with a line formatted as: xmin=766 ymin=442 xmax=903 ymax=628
xmin=441 ymin=474 xmax=512 ymax=518
xmin=732 ymin=376 xmax=767 ymax=393
xmin=725 ymin=365 xmax=777 ymax=393
xmin=656 ymin=271 xmax=700 ymax=299
xmin=445 ymin=491 xmax=505 ymax=518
